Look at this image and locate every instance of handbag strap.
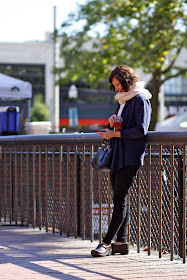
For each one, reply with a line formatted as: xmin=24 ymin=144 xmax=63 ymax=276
xmin=102 ymin=139 xmax=108 ymax=145
xmin=101 ymin=139 xmax=109 ymax=149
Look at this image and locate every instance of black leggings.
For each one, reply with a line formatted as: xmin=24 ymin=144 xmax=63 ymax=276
xmin=103 ymin=165 xmax=139 ymax=245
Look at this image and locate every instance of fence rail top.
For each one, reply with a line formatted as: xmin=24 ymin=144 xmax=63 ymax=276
xmin=0 ymin=133 xmax=102 ymax=145
xmin=146 ymin=131 xmax=187 ymax=144
xmin=0 ymin=131 xmax=187 ymax=145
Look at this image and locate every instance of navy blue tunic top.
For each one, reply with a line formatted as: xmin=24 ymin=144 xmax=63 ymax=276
xmin=109 ymin=93 xmax=152 ymax=174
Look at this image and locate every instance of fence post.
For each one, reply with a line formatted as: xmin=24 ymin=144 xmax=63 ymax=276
xmin=183 ymin=145 xmax=187 ymax=263
xmin=77 ymin=152 xmax=81 ymax=236
xmin=178 ymin=155 xmax=183 ymax=258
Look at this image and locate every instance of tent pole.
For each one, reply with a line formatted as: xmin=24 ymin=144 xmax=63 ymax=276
xmin=28 ymin=99 xmax=31 ymax=122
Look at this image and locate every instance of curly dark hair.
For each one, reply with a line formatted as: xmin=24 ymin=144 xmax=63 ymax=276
xmin=109 ymin=65 xmax=139 ymax=92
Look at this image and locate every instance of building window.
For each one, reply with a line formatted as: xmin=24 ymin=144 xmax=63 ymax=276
xmin=164 ymin=75 xmax=187 ymax=95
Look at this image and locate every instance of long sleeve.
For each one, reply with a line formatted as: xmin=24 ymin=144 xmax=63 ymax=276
xmin=109 ymin=94 xmax=152 ymax=174
xmin=120 ymin=96 xmax=151 ymax=139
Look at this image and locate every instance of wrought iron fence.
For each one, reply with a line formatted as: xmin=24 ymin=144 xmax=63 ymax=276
xmin=0 ymin=132 xmax=186 ymax=263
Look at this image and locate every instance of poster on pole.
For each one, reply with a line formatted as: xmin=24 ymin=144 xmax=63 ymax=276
xmin=69 ymin=107 xmax=78 ymax=127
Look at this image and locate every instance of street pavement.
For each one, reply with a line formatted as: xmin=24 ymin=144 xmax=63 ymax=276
xmin=0 ymin=224 xmax=187 ymax=280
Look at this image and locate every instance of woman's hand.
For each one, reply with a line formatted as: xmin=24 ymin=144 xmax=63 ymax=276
xmin=108 ymin=114 xmax=117 ymax=129
xmin=96 ymin=128 xmax=121 ymax=140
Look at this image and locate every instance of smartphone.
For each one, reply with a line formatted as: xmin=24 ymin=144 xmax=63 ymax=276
xmin=94 ymin=129 xmax=106 ymax=132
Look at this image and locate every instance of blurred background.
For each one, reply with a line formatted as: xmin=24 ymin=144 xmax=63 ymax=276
xmin=0 ymin=0 xmax=186 ymax=134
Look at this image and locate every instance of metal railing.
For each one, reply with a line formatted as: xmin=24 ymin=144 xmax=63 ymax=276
xmin=0 ymin=132 xmax=186 ymax=263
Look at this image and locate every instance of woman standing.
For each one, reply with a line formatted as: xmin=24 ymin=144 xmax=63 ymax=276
xmin=91 ymin=65 xmax=152 ymax=257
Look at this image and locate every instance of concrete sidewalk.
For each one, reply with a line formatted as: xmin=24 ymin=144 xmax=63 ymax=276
xmin=0 ymin=224 xmax=186 ymax=280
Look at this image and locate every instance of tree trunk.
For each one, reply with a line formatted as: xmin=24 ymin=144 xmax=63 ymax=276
xmin=148 ymin=70 xmax=162 ymax=131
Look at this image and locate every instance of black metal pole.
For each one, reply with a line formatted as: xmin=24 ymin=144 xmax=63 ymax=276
xmin=178 ymin=155 xmax=183 ymax=258
xmin=77 ymin=153 xmax=81 ymax=236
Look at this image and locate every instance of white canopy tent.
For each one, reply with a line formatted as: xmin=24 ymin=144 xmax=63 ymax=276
xmin=155 ymin=111 xmax=187 ymax=131
xmin=0 ymin=73 xmax=32 ymax=121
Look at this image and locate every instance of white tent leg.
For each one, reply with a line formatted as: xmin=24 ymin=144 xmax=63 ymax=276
xmin=28 ymin=99 xmax=31 ymax=122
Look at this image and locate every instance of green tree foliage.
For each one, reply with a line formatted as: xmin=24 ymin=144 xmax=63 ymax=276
xmin=57 ymin=0 xmax=187 ymax=129
xmin=30 ymin=94 xmax=49 ymax=122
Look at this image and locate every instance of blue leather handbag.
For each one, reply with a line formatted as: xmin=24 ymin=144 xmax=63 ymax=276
xmin=90 ymin=140 xmax=112 ymax=172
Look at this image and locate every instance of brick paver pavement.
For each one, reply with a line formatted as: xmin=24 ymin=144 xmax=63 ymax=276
xmin=0 ymin=224 xmax=187 ymax=280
